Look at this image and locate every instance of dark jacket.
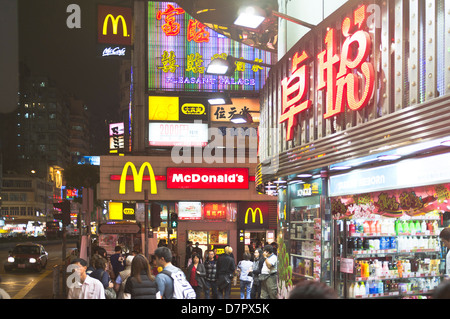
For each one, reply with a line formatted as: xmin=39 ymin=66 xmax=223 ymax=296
xmin=249 ymin=257 xmax=265 ymax=284
xmin=186 ymin=262 xmax=206 ymax=288
xmin=216 ymin=253 xmax=235 ymax=279
xmin=124 ymin=271 xmax=159 ymax=299
xmin=89 ymin=269 xmax=110 ymax=289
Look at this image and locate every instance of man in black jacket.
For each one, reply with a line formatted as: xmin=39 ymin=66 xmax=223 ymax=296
xmin=216 ymin=246 xmax=235 ymax=299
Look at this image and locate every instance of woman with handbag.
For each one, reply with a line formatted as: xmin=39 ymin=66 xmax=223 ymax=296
xmin=216 ymin=246 xmax=236 ymax=299
xmin=186 ymin=253 xmax=206 ymax=298
xmin=89 ymin=255 xmax=116 ymax=299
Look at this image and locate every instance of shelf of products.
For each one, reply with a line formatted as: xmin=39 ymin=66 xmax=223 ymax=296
xmin=290 ymin=205 xmax=330 ymax=281
xmin=337 ymin=215 xmax=444 ymax=299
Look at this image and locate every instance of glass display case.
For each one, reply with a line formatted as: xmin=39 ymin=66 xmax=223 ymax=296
xmin=334 ymin=210 xmax=444 ymax=299
xmin=277 ymin=178 xmax=333 ymax=297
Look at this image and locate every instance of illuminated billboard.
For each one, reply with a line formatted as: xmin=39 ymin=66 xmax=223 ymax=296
xmin=98 ymin=5 xmax=132 ymax=45
xmin=148 ymin=122 xmax=208 ymax=146
xmin=147 ymin=2 xmax=272 ymax=92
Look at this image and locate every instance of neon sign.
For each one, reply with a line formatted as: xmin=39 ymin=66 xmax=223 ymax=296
xmin=167 ymin=167 xmax=249 ymax=189
xmin=318 ymin=5 xmax=374 ymax=119
xmin=98 ymin=5 xmax=132 ymax=46
xmin=148 ymin=2 xmax=271 ymax=92
xmin=102 ymin=47 xmax=126 ymax=57
xmin=279 ymin=5 xmax=375 ymax=141
xmin=119 ymin=162 xmax=157 ymax=195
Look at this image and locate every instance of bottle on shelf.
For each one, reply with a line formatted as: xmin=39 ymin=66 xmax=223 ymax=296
xmin=349 ymin=282 xmax=355 ymax=298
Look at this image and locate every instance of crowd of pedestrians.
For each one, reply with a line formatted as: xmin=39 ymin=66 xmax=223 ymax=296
xmin=66 ymin=240 xmax=280 ymax=300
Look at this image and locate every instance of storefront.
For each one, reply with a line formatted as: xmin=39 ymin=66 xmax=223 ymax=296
xmin=256 ymin=0 xmax=450 ymax=298
xmin=99 ymin=155 xmax=275 ymax=265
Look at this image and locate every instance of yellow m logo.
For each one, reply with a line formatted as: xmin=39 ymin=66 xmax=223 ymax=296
xmin=103 ymin=14 xmax=128 ymax=37
xmin=119 ymin=162 xmax=157 ymax=195
xmin=245 ymin=208 xmax=263 ymax=224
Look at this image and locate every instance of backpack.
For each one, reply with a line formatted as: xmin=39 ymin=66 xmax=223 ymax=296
xmin=161 ymin=268 xmax=196 ymax=299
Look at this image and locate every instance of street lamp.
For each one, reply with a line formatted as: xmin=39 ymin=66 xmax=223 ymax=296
xmin=234 ymin=5 xmax=316 ymax=30
xmin=230 ymin=109 xmax=254 ymax=124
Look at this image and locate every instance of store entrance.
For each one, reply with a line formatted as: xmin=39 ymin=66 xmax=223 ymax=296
xmin=245 ymin=230 xmax=276 ymax=254
xmin=247 ymin=231 xmax=266 ymax=248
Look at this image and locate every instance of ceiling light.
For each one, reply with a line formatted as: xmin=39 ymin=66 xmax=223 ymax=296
xmin=441 ymin=140 xmax=450 ymax=147
xmin=288 ymin=180 xmax=304 ymax=184
xmin=330 ymin=166 xmax=351 ymax=171
xmin=377 ymin=154 xmax=401 ymax=161
xmin=273 ymin=180 xmax=286 ymax=184
xmin=297 ymin=173 xmax=312 ymax=178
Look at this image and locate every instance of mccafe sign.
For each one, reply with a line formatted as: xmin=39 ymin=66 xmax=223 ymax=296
xmin=280 ymin=5 xmax=374 ymax=141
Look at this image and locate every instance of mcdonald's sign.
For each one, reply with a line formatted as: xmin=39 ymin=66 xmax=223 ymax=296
xmin=245 ymin=207 xmax=263 ymax=225
xmin=238 ymin=203 xmax=269 ymax=229
xmin=98 ymin=5 xmax=132 ymax=46
xmin=119 ymin=162 xmax=157 ymax=195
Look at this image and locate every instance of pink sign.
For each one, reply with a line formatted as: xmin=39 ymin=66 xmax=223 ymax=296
xmin=166 ymin=167 xmax=249 ymax=189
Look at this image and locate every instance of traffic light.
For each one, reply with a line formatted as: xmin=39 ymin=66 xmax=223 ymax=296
xmin=150 ymin=203 xmax=162 ymax=228
xmin=170 ymin=212 xmax=178 ymax=228
xmin=53 ymin=200 xmax=71 ymax=226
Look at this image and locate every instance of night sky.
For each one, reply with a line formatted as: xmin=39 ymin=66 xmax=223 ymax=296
xmin=17 ymin=0 xmax=128 ymax=154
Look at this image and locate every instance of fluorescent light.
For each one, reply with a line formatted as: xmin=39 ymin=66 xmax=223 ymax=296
xmin=441 ymin=140 xmax=450 ymax=147
xmin=288 ymin=180 xmax=304 ymax=184
xmin=208 ymin=98 xmax=226 ymax=105
xmin=297 ymin=174 xmax=312 ymax=178
xmin=330 ymin=166 xmax=351 ymax=171
xmin=377 ymin=154 xmax=401 ymax=161
xmin=273 ymin=180 xmax=286 ymax=184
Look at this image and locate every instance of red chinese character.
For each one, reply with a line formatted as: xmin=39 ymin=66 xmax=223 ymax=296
xmin=156 ymin=4 xmax=185 ymax=36
xmin=187 ymin=19 xmax=210 ymax=43
xmin=317 ymin=5 xmax=374 ymax=119
xmin=279 ymin=51 xmax=312 ymax=141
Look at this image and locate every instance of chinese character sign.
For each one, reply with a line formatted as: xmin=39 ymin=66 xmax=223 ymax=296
xmin=279 ymin=5 xmax=375 ymax=141
xmin=148 ymin=1 xmax=272 ymax=92
xmin=280 ymin=51 xmax=312 ymax=141
xmin=318 ymin=5 xmax=374 ymax=119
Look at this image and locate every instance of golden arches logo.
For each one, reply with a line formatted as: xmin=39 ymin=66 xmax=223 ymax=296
xmin=244 ymin=207 xmax=263 ymax=224
xmin=119 ymin=162 xmax=157 ymax=195
xmin=103 ymin=14 xmax=128 ymax=37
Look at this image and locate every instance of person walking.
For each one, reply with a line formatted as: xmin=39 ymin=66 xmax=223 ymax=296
xmin=89 ymin=254 xmax=116 ymax=299
xmin=114 ymin=255 xmax=134 ymax=299
xmin=110 ymin=246 xmax=125 ymax=280
xmin=155 ymin=246 xmax=183 ymax=299
xmin=67 ymin=258 xmax=105 ymax=299
xmin=186 ymin=253 xmax=206 ymax=298
xmin=237 ymin=252 xmax=253 ymax=299
xmin=123 ymin=254 xmax=159 ymax=299
xmin=185 ymin=241 xmax=193 ymax=268
xmin=204 ymin=250 xmax=218 ymax=299
xmin=260 ymin=244 xmax=278 ymax=299
xmin=216 ymin=246 xmax=235 ymax=299
xmin=249 ymin=248 xmax=264 ymax=299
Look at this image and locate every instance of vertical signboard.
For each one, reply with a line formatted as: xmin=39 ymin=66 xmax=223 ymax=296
xmin=148 ymin=1 xmax=272 ymax=92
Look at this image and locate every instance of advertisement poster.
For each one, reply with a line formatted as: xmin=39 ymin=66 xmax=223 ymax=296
xmin=178 ymin=201 xmax=202 ymax=220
